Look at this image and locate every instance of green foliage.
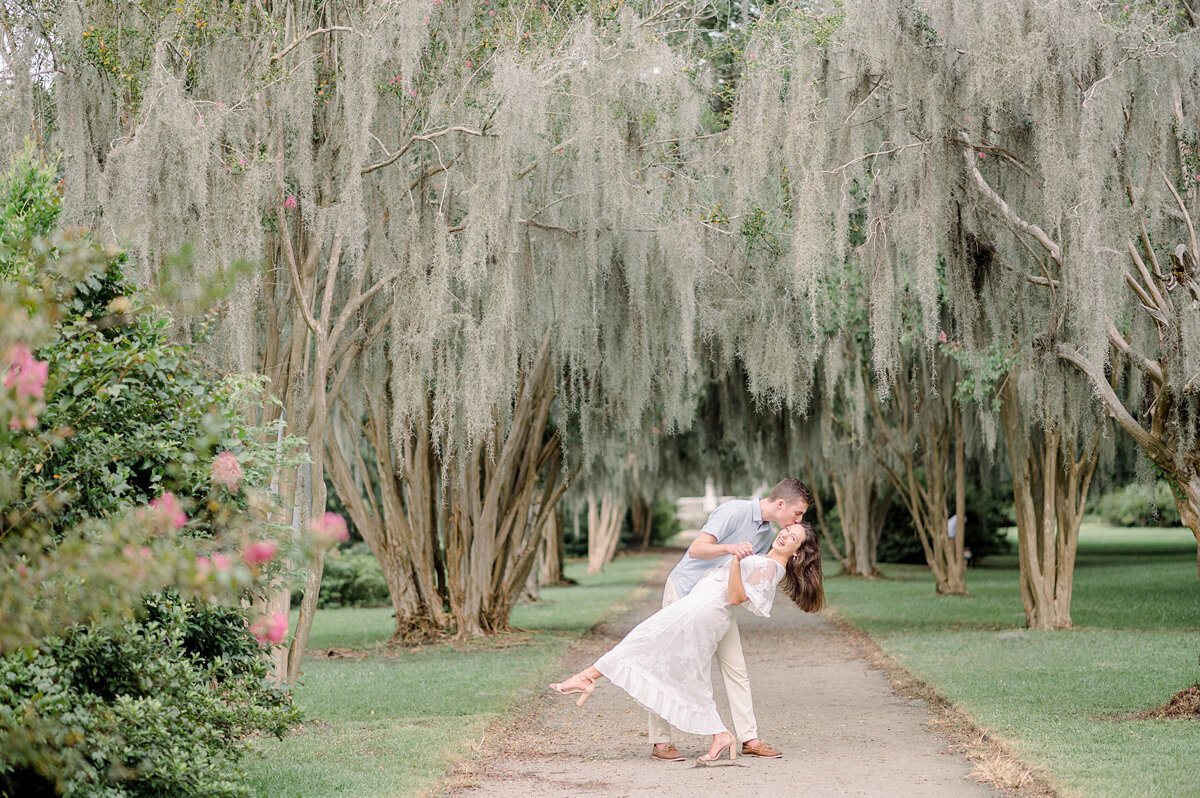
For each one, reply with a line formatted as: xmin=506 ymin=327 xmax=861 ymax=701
xmin=0 ymin=593 xmax=298 ymax=798
xmin=299 ymin=544 xmax=391 ymax=609
xmin=1095 ymin=481 xmax=1182 ymax=528
xmin=0 ymin=145 xmax=60 ymax=255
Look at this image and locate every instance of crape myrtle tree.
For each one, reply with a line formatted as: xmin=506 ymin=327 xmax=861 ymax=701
xmin=724 ymin=1 xmax=1200 ymax=623
xmin=4 ymin=0 xmax=837 ymax=645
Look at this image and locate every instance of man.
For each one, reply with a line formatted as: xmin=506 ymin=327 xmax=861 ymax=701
xmin=649 ymin=477 xmax=812 ymax=762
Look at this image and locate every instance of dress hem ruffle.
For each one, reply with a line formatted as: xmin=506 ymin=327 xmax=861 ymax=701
xmin=594 ymin=655 xmax=726 ymax=736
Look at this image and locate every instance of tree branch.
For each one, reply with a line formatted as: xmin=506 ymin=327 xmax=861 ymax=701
xmin=271 ymin=26 xmax=354 ymax=62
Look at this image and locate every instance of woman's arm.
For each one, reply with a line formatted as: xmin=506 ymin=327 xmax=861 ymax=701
xmin=727 ymin=554 xmax=749 ymax=605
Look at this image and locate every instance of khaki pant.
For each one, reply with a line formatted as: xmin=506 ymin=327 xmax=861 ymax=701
xmin=647 ymin=577 xmax=758 ymax=745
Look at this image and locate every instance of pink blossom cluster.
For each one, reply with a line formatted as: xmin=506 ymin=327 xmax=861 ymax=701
xmin=210 ymin=451 xmax=243 ymax=492
xmin=308 ymin=511 xmax=349 ymax=548
xmin=243 ymin=539 xmax=278 ymax=567
xmin=5 ymin=344 xmax=49 ymax=430
xmin=195 ymin=553 xmax=233 ymax=580
xmin=250 ymin=611 xmax=288 ymax=645
xmin=147 ymin=491 xmax=188 ymax=530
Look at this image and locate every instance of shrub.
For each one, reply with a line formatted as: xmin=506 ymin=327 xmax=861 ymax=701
xmin=302 ymin=544 xmax=391 ymax=608
xmin=1096 ymin=481 xmax=1182 ymax=527
xmin=0 ymin=593 xmax=298 ymax=798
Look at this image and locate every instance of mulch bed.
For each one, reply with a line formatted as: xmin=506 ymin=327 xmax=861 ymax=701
xmin=1131 ymin=684 xmax=1200 ymax=720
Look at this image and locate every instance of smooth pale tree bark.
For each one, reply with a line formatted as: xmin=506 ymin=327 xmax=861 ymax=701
xmin=830 ymin=460 xmax=888 ymax=578
xmin=871 ymin=360 xmax=968 ymax=595
xmin=326 ymin=391 xmax=446 ymax=640
xmin=443 ymin=333 xmax=571 ymax=635
xmin=586 ymin=491 xmax=625 ymax=574
xmin=1001 ymin=380 xmax=1103 ymax=629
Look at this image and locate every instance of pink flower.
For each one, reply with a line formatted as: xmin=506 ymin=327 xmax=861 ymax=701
xmin=211 ymin=451 xmax=243 ymax=491
xmin=938 ymin=330 xmax=948 ymax=343
xmin=465 ymin=60 xmax=472 ymax=68
xmin=243 ymin=539 xmax=278 ymax=567
xmin=978 ymin=152 xmax=985 ymax=159
xmin=212 ymin=553 xmax=232 ymax=571
xmin=195 ymin=555 xmax=212 ymax=579
xmin=250 ymin=611 xmax=288 ymax=645
xmin=410 ymin=88 xmax=418 ymax=96
xmin=284 ymin=194 xmax=298 ymax=209
xmin=5 ymin=345 xmax=49 ymax=400
xmin=238 ymin=158 xmax=246 ymax=167
xmin=148 ymin=492 xmax=187 ymax=530
xmin=8 ymin=413 xmax=36 ymax=431
xmin=308 ymin=511 xmax=349 ymax=547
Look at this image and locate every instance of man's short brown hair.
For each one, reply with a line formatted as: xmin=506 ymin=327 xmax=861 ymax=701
xmin=767 ymin=477 xmax=814 ymax=507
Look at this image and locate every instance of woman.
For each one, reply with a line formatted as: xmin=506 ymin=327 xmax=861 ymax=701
xmin=550 ymin=520 xmax=825 ymax=762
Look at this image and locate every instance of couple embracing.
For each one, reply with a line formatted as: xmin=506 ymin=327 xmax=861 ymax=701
xmin=550 ymin=478 xmax=823 ymax=763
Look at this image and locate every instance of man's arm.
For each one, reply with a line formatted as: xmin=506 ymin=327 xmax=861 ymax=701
xmin=688 ymin=533 xmax=753 ymax=560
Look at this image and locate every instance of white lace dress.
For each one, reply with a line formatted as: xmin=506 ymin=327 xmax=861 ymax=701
xmin=593 ymin=555 xmax=783 ymax=735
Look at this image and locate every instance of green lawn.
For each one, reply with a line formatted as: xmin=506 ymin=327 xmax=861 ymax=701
xmin=826 ymin=523 xmax=1200 ymax=798
xmin=242 ymin=554 xmax=659 ymax=797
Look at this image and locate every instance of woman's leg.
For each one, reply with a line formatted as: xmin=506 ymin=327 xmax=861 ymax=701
xmin=549 ymin=665 xmax=602 ymax=704
xmin=698 ymin=730 xmax=736 ymax=762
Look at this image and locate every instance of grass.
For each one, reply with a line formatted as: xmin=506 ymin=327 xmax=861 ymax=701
xmin=242 ymin=554 xmax=659 ymax=797
xmin=826 ymin=523 xmax=1200 ymax=798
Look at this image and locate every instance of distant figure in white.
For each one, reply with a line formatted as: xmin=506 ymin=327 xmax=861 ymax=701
xmin=550 ymin=479 xmax=823 ymax=763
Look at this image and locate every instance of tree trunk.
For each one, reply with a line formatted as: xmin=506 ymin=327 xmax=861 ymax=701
xmin=830 ymin=460 xmax=885 ymax=577
xmin=1001 ymin=381 xmax=1101 ymax=630
xmin=631 ymin=496 xmax=654 ymax=550
xmin=325 ymin=391 xmax=446 ymax=642
xmin=871 ymin=358 xmax=968 ymax=595
xmin=586 ymin=490 xmax=625 ymax=573
xmin=540 ymin=506 xmax=572 ymax=586
xmin=443 ymin=333 xmax=571 ymax=635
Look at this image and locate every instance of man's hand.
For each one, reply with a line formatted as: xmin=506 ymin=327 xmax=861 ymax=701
xmin=727 ymin=542 xmax=753 ymax=559
xmin=688 ymin=534 xmax=754 ymax=560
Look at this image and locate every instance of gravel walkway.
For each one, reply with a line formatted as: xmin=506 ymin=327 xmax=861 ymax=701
xmin=442 ymin=552 xmax=1002 ymax=798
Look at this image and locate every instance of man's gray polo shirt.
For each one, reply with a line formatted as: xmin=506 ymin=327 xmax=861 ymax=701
xmin=667 ymin=497 xmax=774 ymax=597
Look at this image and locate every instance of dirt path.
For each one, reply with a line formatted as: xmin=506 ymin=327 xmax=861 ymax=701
xmin=441 ymin=553 xmax=1001 ymax=798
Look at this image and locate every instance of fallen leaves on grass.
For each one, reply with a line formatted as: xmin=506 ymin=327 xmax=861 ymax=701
xmin=1129 ymin=684 xmax=1200 ymax=720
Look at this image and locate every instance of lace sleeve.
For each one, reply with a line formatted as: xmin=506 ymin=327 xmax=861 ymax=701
xmin=740 ymin=556 xmax=782 ymax=617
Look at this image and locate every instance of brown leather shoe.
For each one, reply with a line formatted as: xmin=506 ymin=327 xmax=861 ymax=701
xmin=651 ymin=744 xmax=685 ymax=762
xmin=740 ymin=740 xmax=783 ymax=758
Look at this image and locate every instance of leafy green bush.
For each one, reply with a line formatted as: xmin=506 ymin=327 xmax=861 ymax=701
xmin=305 ymin=544 xmax=391 ymax=608
xmin=0 ymin=593 xmax=298 ymax=798
xmin=1096 ymin=481 xmax=1182 ymax=527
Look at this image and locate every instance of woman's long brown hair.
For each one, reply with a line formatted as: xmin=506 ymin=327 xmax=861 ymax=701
xmin=780 ymin=520 xmax=825 ymax=612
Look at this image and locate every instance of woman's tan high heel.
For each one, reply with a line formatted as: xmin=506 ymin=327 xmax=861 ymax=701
xmin=698 ymin=731 xmax=736 ymax=762
xmin=549 ymin=672 xmax=595 ymax=706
